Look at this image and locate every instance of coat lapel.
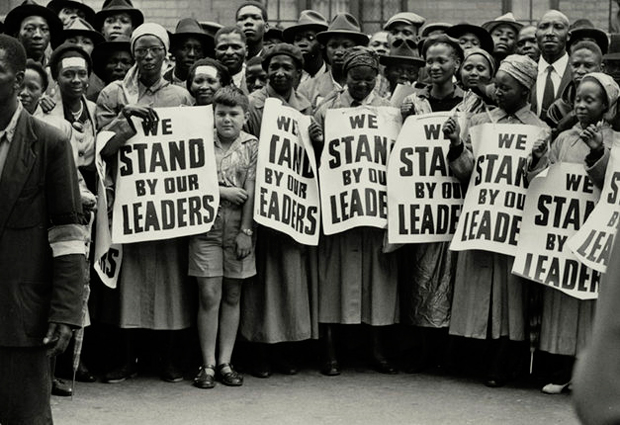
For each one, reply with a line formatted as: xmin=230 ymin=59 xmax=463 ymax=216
xmin=0 ymin=111 xmax=37 ymax=235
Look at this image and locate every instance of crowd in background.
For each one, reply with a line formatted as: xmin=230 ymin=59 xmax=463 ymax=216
xmin=2 ymin=0 xmax=620 ymax=423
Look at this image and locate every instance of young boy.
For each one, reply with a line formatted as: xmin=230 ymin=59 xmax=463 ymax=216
xmin=190 ymin=86 xmax=257 ymax=389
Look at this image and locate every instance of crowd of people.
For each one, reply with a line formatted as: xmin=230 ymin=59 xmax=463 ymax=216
xmin=1 ymin=0 xmax=620 ymax=423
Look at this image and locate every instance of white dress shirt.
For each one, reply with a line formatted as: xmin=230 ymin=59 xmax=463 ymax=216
xmin=536 ymin=52 xmax=569 ymax=116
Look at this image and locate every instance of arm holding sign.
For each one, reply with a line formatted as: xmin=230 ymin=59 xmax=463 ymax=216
xmin=446 ymin=113 xmax=480 ymax=183
xmin=581 ymin=123 xmax=612 ymax=188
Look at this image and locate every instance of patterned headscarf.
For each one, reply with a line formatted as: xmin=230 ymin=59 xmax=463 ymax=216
xmin=342 ymin=46 xmax=380 ymax=74
xmin=498 ymin=54 xmax=538 ymax=90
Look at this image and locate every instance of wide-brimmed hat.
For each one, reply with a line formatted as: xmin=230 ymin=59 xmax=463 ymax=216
xmin=91 ymin=39 xmax=132 ymax=80
xmin=421 ymin=34 xmax=464 ymax=62
xmin=265 ymin=26 xmax=284 ymax=42
xmin=446 ymin=22 xmax=494 ymax=54
xmin=383 ymin=12 xmax=426 ymax=31
xmin=5 ymin=0 xmax=64 ymax=46
xmin=53 ymin=16 xmax=104 ymax=48
xmin=46 ymin=0 xmax=95 ymax=26
xmin=282 ymin=10 xmax=328 ymax=42
xmin=567 ymin=20 xmax=609 ymax=55
xmin=604 ymin=34 xmax=620 ymax=61
xmin=421 ymin=22 xmax=451 ymax=38
xmin=199 ymin=21 xmax=223 ymax=38
xmin=482 ymin=12 xmax=523 ymax=35
xmin=316 ymin=13 xmax=369 ymax=46
xmin=380 ymin=38 xmax=425 ymax=67
xmin=94 ymin=0 xmax=144 ymax=32
xmin=169 ymin=18 xmax=214 ymax=56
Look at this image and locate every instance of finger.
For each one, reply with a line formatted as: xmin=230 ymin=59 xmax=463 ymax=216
xmin=49 ymin=332 xmax=71 ymax=357
xmin=43 ymin=323 xmax=57 ymax=346
xmin=150 ymin=108 xmax=159 ymax=122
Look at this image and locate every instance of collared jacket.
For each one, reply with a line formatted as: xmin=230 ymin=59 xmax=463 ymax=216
xmin=245 ymin=84 xmax=312 ymax=138
xmin=0 ymin=109 xmax=86 ymax=347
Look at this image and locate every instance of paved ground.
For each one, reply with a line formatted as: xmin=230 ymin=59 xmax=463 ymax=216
xmin=52 ymin=369 xmax=579 ymax=425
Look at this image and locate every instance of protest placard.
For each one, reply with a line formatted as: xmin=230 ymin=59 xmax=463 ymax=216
xmin=254 ymin=98 xmax=320 ymax=245
xmin=567 ymin=138 xmax=620 ymax=273
xmin=512 ymin=163 xmax=601 ymax=300
xmin=111 ymin=106 xmax=219 ymax=244
xmin=319 ymin=106 xmax=402 ymax=235
xmin=451 ymin=123 xmax=544 ymax=256
xmin=387 ymin=112 xmax=464 ymax=243
xmin=94 ymin=131 xmax=123 ymax=288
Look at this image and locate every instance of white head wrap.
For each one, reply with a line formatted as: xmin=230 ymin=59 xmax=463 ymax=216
xmin=130 ymin=22 xmax=170 ymax=56
xmin=498 ymin=54 xmax=538 ymax=90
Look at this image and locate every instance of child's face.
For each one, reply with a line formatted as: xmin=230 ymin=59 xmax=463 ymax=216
xmin=215 ymin=104 xmax=247 ymax=141
xmin=425 ymin=44 xmax=459 ymax=85
xmin=575 ymin=79 xmax=607 ymax=127
xmin=246 ymin=63 xmax=267 ymax=93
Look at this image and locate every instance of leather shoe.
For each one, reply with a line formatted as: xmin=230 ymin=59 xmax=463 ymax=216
xmin=251 ymin=359 xmax=272 ymax=378
xmin=373 ymin=359 xmax=398 ymax=375
xmin=52 ymin=378 xmax=72 ymax=397
xmin=161 ymin=363 xmax=184 ymax=383
xmin=276 ymin=359 xmax=298 ymax=375
xmin=102 ymin=364 xmax=138 ymax=384
xmin=216 ymin=363 xmax=243 ymax=387
xmin=484 ymin=376 xmax=506 ymax=388
xmin=321 ymin=360 xmax=340 ymax=376
xmin=193 ymin=365 xmax=216 ymax=389
xmin=75 ymin=362 xmax=96 ymax=383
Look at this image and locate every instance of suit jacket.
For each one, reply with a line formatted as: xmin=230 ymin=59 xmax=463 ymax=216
xmin=530 ymin=58 xmax=573 ymax=118
xmin=0 ymin=109 xmax=85 ymax=347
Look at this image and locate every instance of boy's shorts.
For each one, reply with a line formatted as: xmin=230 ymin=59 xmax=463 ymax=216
xmin=188 ymin=201 xmax=256 ymax=279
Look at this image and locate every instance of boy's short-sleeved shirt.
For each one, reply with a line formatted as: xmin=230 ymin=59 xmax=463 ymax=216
xmin=214 ymin=129 xmax=258 ymax=188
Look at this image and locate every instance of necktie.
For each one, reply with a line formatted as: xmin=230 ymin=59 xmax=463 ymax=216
xmin=541 ymin=65 xmax=555 ymax=118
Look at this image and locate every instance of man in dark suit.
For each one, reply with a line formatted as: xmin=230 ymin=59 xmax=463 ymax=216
xmin=531 ymin=10 xmax=572 ymax=121
xmin=0 ymin=34 xmax=86 ymax=424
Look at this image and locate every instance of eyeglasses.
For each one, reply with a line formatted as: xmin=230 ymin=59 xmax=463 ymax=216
xmin=134 ymin=46 xmax=165 ymax=58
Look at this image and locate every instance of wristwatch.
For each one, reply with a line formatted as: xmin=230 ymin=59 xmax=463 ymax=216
xmin=241 ymin=228 xmax=254 ymax=236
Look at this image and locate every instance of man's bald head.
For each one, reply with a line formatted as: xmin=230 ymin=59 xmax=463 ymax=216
xmin=536 ymin=9 xmax=570 ymax=63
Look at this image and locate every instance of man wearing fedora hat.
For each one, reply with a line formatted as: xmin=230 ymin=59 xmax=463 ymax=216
xmin=380 ymin=38 xmax=425 ymax=96
xmin=164 ymin=18 xmax=214 ymax=88
xmin=482 ymin=12 xmax=523 ymax=64
xmin=5 ymin=0 xmax=64 ymax=66
xmin=298 ymin=13 xmax=369 ymax=111
xmin=446 ymin=23 xmax=494 ymax=55
xmin=567 ymin=19 xmax=609 ymax=56
xmin=283 ymin=10 xmax=329 ymax=85
xmin=95 ymin=0 xmax=144 ymax=42
xmin=47 ymin=0 xmax=96 ymax=27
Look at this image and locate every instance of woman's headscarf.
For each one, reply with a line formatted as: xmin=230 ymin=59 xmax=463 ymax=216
xmin=581 ymin=72 xmax=620 ymax=120
xmin=123 ymin=23 xmax=170 ymax=104
xmin=497 ymin=54 xmax=537 ymax=90
xmin=462 ymin=47 xmax=496 ymax=77
xmin=342 ymin=46 xmax=380 ymax=75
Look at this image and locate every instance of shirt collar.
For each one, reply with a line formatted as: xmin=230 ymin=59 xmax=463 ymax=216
xmin=341 ymin=89 xmax=376 ymax=106
xmin=265 ymin=84 xmax=311 ymax=111
xmin=492 ymin=104 xmax=533 ymax=123
xmin=0 ymin=102 xmax=23 ymax=144
xmin=232 ymin=63 xmax=247 ymax=88
xmin=538 ymin=52 xmax=569 ymax=76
